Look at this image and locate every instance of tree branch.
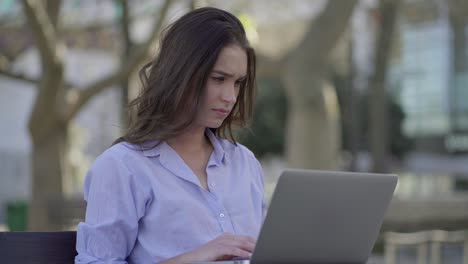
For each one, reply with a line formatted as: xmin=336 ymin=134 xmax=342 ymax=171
xmin=45 ymin=0 xmax=62 ymax=28
xmin=291 ymin=0 xmax=358 ymax=65
xmin=190 ymin=0 xmax=197 ymax=10
xmin=0 ymin=69 xmax=39 ymax=84
xmin=120 ymin=0 xmax=132 ymax=56
xmin=59 ymin=4 xmax=164 ymax=32
xmin=22 ymin=0 xmax=63 ymax=68
xmin=118 ymin=0 xmax=133 ymax=126
xmin=63 ymin=0 xmax=172 ymax=122
xmin=0 ymin=55 xmax=73 ymax=87
xmin=0 ymin=55 xmax=37 ymax=84
xmin=22 ymin=0 xmax=66 ymax=135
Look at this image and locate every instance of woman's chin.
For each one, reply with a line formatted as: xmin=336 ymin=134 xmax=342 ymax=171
xmin=206 ymin=121 xmax=224 ymax=129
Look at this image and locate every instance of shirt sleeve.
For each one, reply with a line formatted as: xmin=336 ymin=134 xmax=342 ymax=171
xmin=75 ymin=149 xmax=151 ymax=264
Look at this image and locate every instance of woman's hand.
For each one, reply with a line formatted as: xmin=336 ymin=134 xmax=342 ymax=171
xmin=160 ymin=233 xmax=256 ymax=264
xmin=188 ymin=232 xmax=256 ymax=261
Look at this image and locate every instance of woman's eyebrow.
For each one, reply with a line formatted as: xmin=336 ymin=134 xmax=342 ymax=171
xmin=212 ymin=70 xmax=246 ymax=80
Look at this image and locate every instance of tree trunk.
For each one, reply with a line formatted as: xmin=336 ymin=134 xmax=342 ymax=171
xmin=282 ymin=0 xmax=357 ymax=169
xmin=28 ymin=122 xmax=69 ymax=231
xmin=284 ymin=72 xmax=341 ymax=169
xmin=452 ymin=19 xmax=466 ymax=73
xmin=17 ymin=0 xmax=171 ymax=230
xmin=119 ymin=0 xmax=131 ymax=127
xmin=448 ymin=0 xmax=467 ymax=74
xmin=347 ymin=39 xmax=359 ymax=171
xmin=448 ymin=1 xmax=467 ymax=133
xmin=369 ymin=0 xmax=400 ymax=173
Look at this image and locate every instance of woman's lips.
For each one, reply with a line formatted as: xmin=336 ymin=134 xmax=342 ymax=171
xmin=212 ymin=108 xmax=230 ymax=116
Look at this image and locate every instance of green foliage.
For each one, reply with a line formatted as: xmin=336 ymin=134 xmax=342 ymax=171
xmin=240 ymin=77 xmax=287 ymax=158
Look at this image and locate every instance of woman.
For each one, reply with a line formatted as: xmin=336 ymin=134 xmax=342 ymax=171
xmin=75 ymin=7 xmax=266 ymax=264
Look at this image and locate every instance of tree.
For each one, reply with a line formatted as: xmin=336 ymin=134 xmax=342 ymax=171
xmin=369 ymin=0 xmax=400 ymax=172
xmin=241 ymin=1 xmax=357 ymax=168
xmin=0 ymin=0 xmax=171 ymax=230
xmin=448 ymin=0 xmax=468 ymax=77
xmin=448 ymin=0 xmax=468 ymax=133
xmin=281 ymin=0 xmax=357 ymax=169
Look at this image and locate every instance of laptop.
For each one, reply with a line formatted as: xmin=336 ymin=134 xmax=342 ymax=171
xmin=194 ymin=169 xmax=398 ymax=264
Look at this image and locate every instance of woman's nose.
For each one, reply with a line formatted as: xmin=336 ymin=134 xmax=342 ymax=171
xmin=221 ymin=84 xmax=237 ymax=103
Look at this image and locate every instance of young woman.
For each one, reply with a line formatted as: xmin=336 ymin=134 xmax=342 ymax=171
xmin=75 ymin=7 xmax=266 ymax=264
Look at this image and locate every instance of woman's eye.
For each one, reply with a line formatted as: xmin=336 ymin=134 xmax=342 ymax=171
xmin=212 ymin=76 xmax=225 ymax=82
xmin=235 ymin=79 xmax=246 ymax=87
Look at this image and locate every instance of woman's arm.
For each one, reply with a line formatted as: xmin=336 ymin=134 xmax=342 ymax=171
xmin=75 ymin=150 xmax=151 ymax=264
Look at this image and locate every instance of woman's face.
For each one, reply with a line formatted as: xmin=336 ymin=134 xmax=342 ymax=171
xmin=195 ymin=44 xmax=247 ymax=129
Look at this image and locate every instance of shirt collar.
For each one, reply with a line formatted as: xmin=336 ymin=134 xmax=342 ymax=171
xmin=141 ymin=129 xmax=226 ymax=164
xmin=205 ymin=128 xmax=226 ymax=166
xmin=141 ymin=141 xmax=162 ymax=157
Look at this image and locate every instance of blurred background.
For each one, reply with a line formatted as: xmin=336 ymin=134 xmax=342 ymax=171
xmin=1 ymin=0 xmax=467 ymax=263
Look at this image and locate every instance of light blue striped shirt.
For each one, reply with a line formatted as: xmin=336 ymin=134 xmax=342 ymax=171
xmin=75 ymin=129 xmax=266 ymax=263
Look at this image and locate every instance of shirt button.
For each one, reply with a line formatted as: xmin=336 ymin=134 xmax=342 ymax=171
xmin=220 ymin=213 xmax=225 ymax=218
xmin=210 ymin=182 xmax=216 ymax=188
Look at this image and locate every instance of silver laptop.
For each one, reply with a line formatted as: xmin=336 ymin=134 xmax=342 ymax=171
xmin=194 ymin=169 xmax=398 ymax=264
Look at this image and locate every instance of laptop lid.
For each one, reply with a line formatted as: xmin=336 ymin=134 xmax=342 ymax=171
xmin=251 ymin=169 xmax=398 ymax=264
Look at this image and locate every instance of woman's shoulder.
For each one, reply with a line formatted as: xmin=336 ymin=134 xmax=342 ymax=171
xmin=98 ymin=141 xmax=142 ymax=159
xmin=92 ymin=141 xmax=154 ymax=169
xmin=84 ymin=142 xmax=154 ymax=204
xmin=86 ymin=141 xmax=159 ymax=186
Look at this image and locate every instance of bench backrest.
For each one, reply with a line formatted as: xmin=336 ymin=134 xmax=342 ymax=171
xmin=0 ymin=231 xmax=77 ymax=264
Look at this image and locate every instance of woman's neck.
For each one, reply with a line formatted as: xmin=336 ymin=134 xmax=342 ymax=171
xmin=166 ymin=126 xmax=211 ymax=154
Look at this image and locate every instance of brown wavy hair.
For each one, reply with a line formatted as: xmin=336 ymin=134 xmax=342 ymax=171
xmin=114 ymin=7 xmax=256 ymax=147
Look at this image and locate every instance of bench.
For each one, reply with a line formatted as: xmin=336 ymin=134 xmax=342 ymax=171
xmin=0 ymin=231 xmax=77 ymax=263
